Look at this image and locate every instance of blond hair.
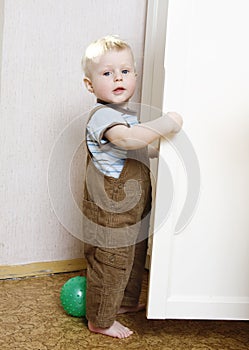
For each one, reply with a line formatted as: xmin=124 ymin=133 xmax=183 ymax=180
xmin=82 ymin=35 xmax=135 ymax=78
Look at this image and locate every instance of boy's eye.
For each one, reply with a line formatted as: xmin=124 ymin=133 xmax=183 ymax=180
xmin=122 ymin=69 xmax=129 ymax=74
xmin=103 ymin=71 xmax=112 ymax=76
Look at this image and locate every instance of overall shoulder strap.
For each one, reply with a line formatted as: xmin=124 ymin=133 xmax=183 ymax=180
xmin=85 ymin=104 xmax=107 ymax=125
xmin=84 ymin=104 xmax=108 ymax=157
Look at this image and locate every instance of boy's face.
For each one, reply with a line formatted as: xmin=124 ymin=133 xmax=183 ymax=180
xmin=84 ymin=48 xmax=137 ymax=105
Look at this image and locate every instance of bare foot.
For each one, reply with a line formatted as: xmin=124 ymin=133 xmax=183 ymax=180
xmin=88 ymin=320 xmax=133 ymax=339
xmin=118 ymin=303 xmax=146 ymax=314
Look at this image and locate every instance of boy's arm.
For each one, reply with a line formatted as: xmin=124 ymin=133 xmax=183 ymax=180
xmin=104 ymin=112 xmax=183 ymax=150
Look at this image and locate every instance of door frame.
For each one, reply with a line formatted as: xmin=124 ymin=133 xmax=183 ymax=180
xmin=141 ymin=0 xmax=169 ymax=116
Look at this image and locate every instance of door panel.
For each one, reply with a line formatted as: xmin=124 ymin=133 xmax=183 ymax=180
xmin=147 ymin=0 xmax=249 ymax=319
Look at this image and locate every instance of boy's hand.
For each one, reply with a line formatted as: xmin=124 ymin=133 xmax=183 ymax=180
xmin=166 ymin=112 xmax=183 ymax=133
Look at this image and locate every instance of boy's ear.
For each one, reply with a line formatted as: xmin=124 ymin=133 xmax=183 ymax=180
xmin=84 ymin=77 xmax=94 ymax=93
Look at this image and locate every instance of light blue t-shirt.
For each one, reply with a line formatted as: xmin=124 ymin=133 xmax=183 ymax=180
xmin=86 ymin=104 xmax=139 ymax=178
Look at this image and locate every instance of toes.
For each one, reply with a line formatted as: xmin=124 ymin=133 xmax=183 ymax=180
xmin=115 ymin=322 xmax=133 ymax=339
xmin=88 ymin=320 xmax=133 ymax=339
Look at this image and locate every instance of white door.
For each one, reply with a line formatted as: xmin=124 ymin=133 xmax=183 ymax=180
xmin=147 ymin=0 xmax=249 ymax=320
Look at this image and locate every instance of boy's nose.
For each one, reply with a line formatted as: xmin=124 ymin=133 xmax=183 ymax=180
xmin=114 ymin=71 xmax=123 ymax=81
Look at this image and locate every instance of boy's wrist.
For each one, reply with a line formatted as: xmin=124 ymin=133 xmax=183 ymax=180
xmin=165 ymin=112 xmax=183 ymax=133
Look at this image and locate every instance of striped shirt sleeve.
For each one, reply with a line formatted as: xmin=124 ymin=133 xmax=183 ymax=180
xmin=87 ymin=107 xmax=128 ymax=145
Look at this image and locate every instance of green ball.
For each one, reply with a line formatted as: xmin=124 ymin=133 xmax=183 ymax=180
xmin=60 ymin=276 xmax=87 ymax=317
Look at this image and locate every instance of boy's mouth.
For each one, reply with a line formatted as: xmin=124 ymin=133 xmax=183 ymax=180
xmin=113 ymin=87 xmax=125 ymax=94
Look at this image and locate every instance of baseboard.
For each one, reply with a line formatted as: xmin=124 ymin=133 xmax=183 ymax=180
xmin=0 ymin=258 xmax=87 ymax=280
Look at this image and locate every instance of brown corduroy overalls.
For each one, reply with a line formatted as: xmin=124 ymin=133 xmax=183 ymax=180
xmin=83 ymin=105 xmax=152 ymax=328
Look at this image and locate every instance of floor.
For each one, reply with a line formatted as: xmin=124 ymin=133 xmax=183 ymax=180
xmin=0 ymin=270 xmax=249 ymax=350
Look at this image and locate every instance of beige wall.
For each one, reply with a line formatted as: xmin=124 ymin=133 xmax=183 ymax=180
xmin=0 ymin=0 xmax=4 ymax=101
xmin=0 ymin=0 xmax=147 ymax=265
